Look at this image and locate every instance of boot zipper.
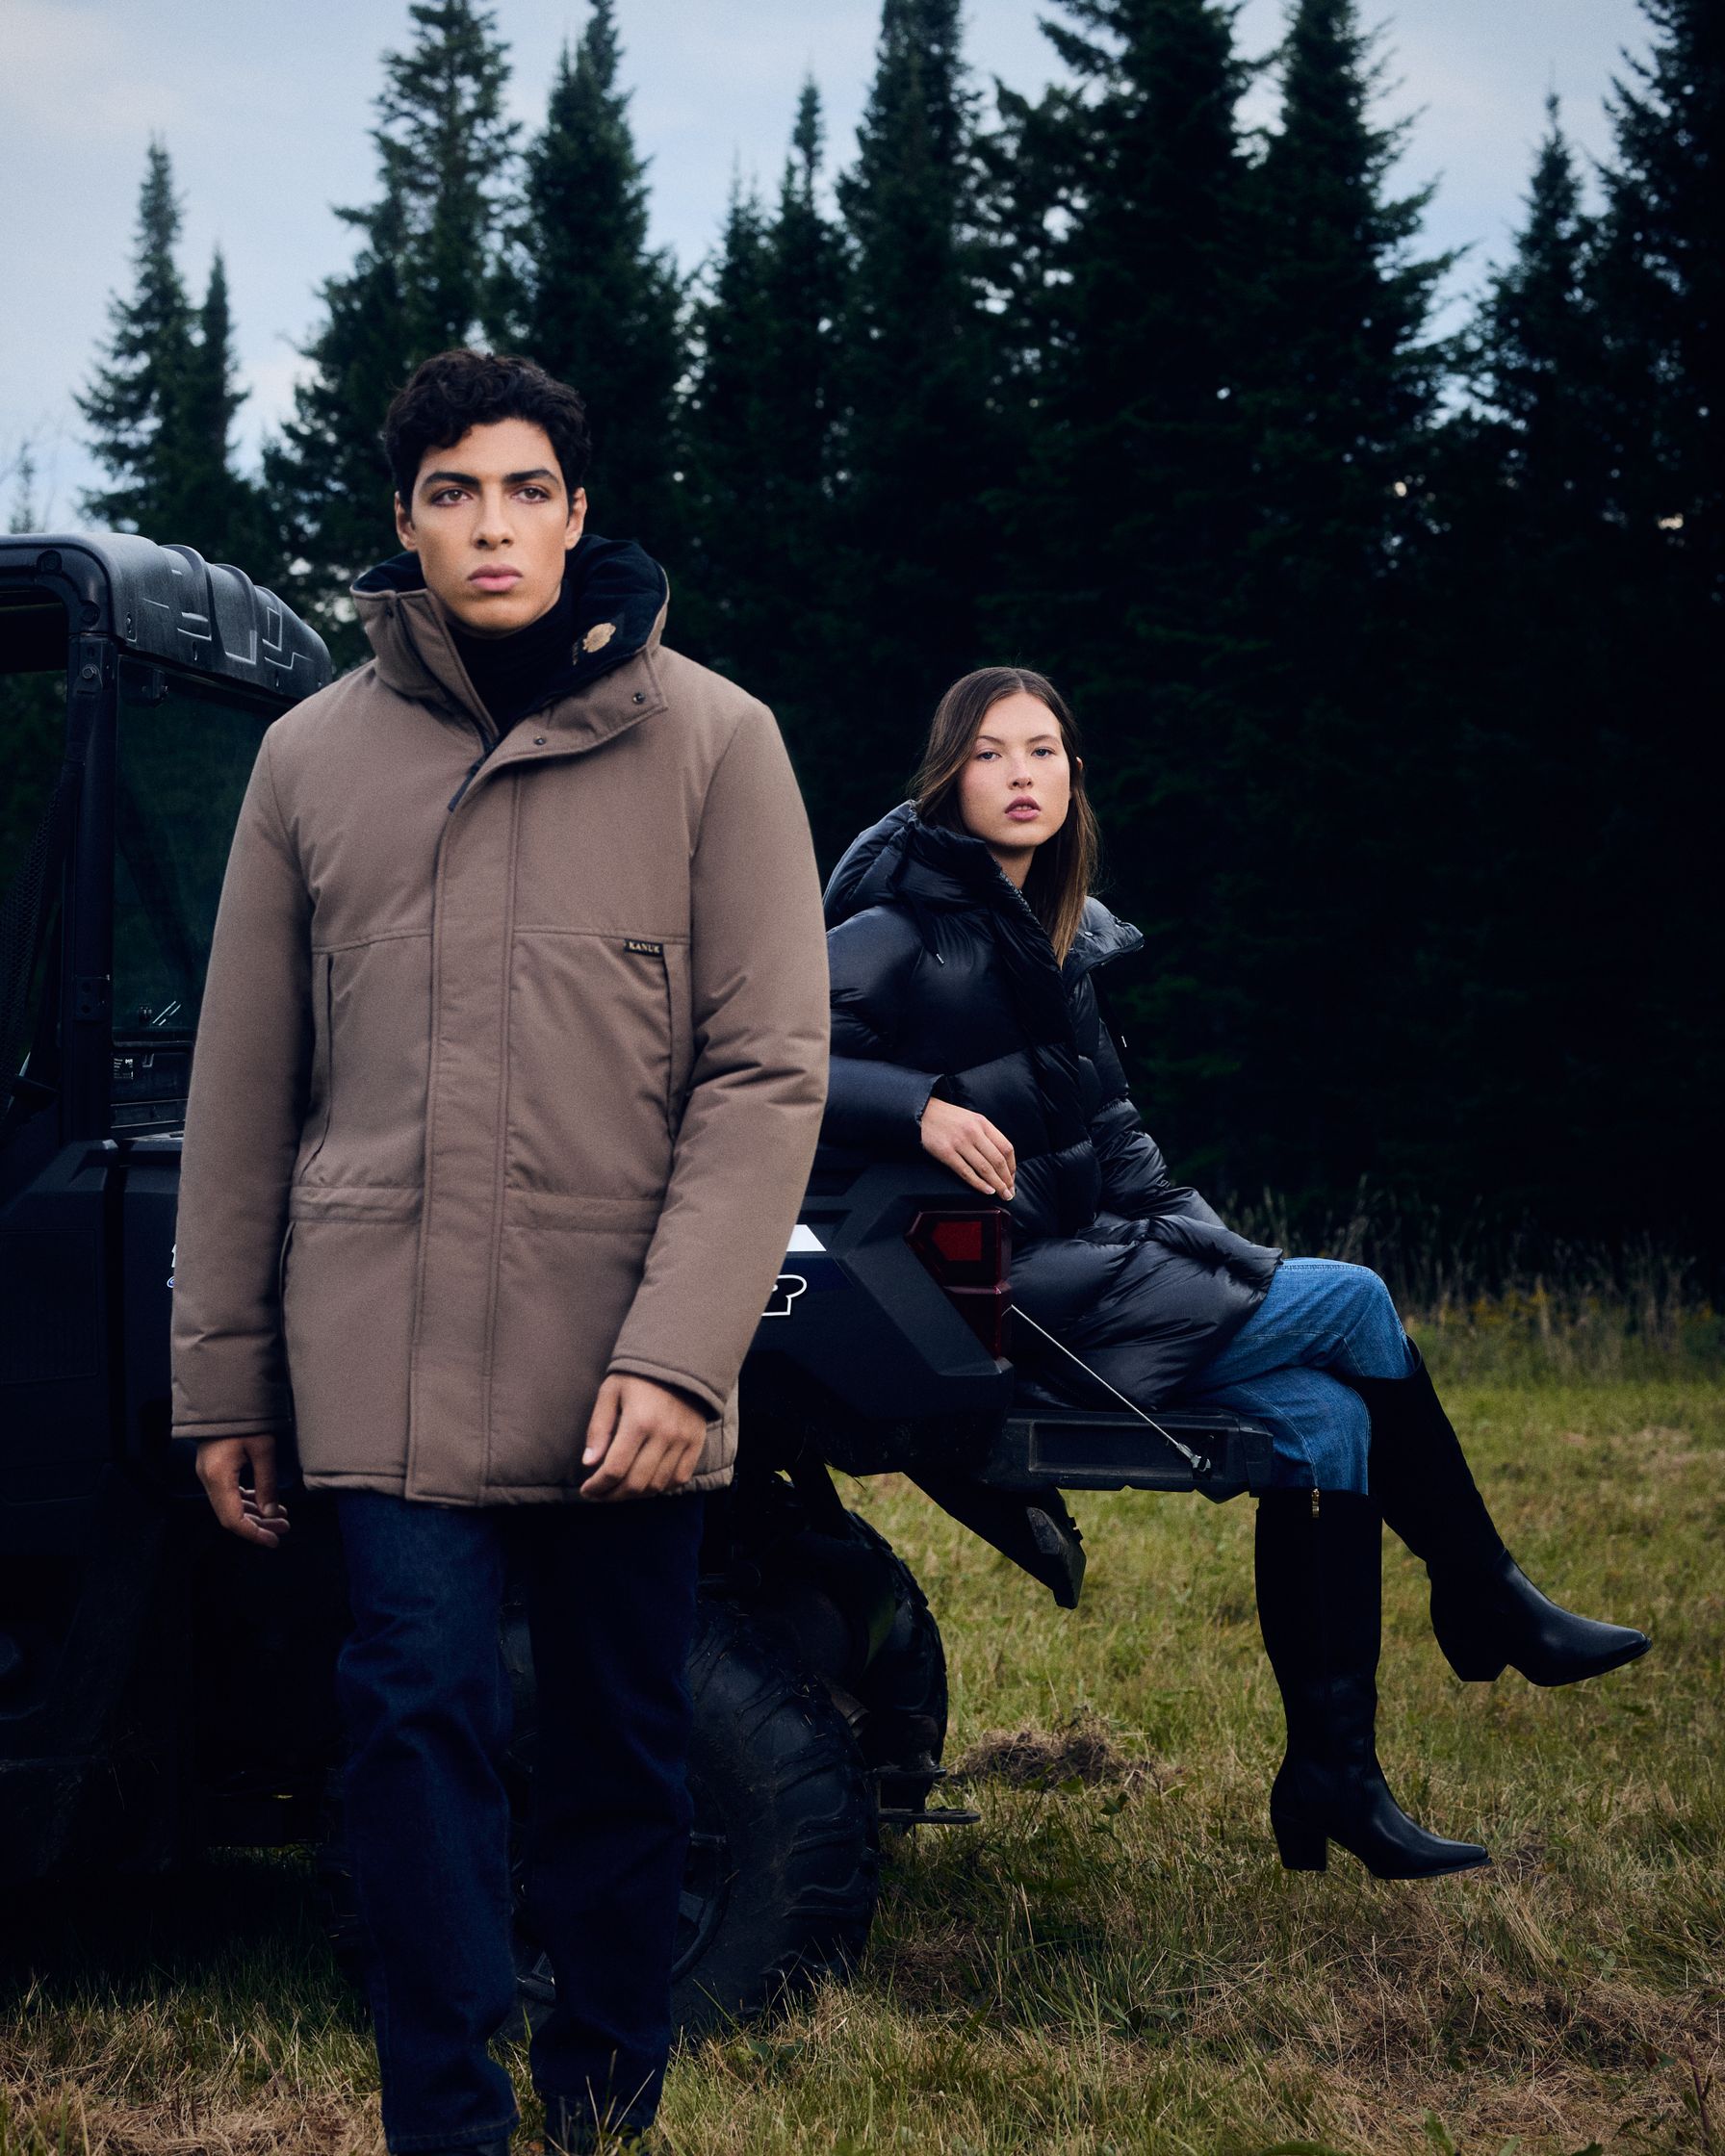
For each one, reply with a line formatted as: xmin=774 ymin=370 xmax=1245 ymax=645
xmin=1311 ymin=1488 xmax=1321 ymax=1517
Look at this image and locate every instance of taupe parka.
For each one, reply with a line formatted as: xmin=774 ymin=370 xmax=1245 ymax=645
xmin=169 ymin=536 xmax=830 ymax=1502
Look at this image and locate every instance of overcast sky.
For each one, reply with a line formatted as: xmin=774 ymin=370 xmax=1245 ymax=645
xmin=2 ymin=0 xmax=1651 ymax=527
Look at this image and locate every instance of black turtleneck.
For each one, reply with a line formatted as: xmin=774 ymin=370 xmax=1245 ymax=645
xmin=449 ymin=574 xmax=579 ymax=736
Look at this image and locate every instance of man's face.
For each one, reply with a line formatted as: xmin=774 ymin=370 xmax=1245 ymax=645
xmin=394 ymin=417 xmax=585 ymax=636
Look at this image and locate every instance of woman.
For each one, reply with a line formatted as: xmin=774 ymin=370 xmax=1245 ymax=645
xmin=821 ymin=665 xmax=1650 ymax=1879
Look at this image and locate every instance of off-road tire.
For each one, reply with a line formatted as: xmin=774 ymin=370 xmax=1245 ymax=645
xmin=840 ymin=1511 xmax=948 ymax=1815
xmin=668 ymin=1599 xmax=879 ymax=2038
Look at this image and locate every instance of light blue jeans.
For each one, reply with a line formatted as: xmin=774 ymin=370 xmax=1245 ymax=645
xmin=1172 ymin=1258 xmax=1414 ymax=1492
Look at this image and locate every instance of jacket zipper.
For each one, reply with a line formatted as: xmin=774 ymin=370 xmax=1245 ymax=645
xmin=447 ymin=717 xmax=499 ymax=812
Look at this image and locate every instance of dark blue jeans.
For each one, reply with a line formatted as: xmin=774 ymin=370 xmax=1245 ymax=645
xmin=333 ymin=1488 xmax=706 ymax=2153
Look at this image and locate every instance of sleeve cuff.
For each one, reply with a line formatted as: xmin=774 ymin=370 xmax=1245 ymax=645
xmin=605 ymin=1356 xmax=729 ymax=1421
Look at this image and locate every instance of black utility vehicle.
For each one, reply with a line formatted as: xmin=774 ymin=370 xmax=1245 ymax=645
xmin=0 ymin=535 xmax=1272 ymax=2033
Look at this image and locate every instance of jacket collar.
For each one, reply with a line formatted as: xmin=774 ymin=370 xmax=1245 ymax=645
xmin=823 ymin=800 xmax=1144 ymax=978
xmin=351 ymin=532 xmax=671 ymax=750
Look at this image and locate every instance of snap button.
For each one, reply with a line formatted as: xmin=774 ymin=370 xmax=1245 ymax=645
xmin=533 ymin=734 xmax=547 ymax=746
xmin=632 ymin=690 xmax=645 ymax=704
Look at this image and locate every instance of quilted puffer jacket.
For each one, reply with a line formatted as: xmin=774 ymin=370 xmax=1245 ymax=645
xmin=822 ymin=804 xmax=1280 ymax=1406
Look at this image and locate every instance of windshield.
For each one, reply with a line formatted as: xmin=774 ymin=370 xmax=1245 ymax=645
xmin=0 ymin=601 xmax=66 ymax=894
xmin=114 ymin=661 xmax=272 ymax=1039
xmin=0 ymin=593 xmax=69 ymax=1105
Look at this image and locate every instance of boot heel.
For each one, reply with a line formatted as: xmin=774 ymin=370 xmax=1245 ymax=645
xmin=1443 ymin=1646 xmax=1508 ymax=1682
xmin=1273 ymin=1814 xmax=1328 ymax=1871
xmin=1431 ymin=1604 xmax=1508 ymax=1681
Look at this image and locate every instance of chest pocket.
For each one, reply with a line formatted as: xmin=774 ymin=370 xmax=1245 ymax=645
xmin=505 ymin=932 xmax=690 ymax=1196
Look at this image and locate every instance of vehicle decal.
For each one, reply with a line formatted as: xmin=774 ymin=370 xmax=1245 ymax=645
xmin=763 ymin=1273 xmax=808 ymax=1319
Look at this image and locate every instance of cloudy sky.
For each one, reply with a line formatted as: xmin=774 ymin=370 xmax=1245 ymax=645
xmin=2 ymin=0 xmax=1651 ymax=526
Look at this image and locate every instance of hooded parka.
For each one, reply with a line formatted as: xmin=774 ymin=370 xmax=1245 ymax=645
xmin=822 ymin=804 xmax=1280 ymax=1406
xmin=169 ymin=535 xmax=830 ymax=1502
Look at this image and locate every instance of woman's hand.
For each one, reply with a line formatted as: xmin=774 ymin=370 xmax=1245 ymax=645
xmin=918 ymin=1096 xmax=1017 ymax=1200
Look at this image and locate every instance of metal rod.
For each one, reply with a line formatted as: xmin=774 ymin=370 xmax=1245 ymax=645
xmin=1011 ymin=1306 xmax=1211 ymax=1475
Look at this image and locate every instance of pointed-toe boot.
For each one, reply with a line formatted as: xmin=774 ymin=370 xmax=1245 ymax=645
xmin=909 ymin=1466 xmax=1087 ymax=1607
xmin=1255 ymin=1487 xmax=1489 ymax=1880
xmin=1345 ymin=1348 xmax=1652 ymax=1686
xmin=1429 ymin=1549 xmax=1652 ymax=1685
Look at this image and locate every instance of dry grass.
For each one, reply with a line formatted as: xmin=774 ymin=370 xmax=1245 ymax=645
xmin=4 ymin=1365 xmax=1721 ymax=2155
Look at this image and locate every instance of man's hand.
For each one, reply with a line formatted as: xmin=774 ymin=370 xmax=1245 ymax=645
xmin=919 ymin=1095 xmax=1017 ymax=1200
xmin=196 ymin=1434 xmax=292 ymax=1549
xmin=580 ymin=1374 xmax=710 ymax=1502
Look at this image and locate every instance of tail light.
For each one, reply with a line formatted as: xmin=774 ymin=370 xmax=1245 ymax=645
xmin=906 ymin=1206 xmax=1013 ymax=1358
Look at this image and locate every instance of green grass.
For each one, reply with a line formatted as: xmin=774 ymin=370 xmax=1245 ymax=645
xmin=4 ymin=1358 xmax=1721 ymax=2154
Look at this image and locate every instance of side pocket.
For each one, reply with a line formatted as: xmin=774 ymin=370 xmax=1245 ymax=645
xmin=297 ymin=951 xmax=335 ymax=1176
xmin=661 ymin=940 xmax=691 ymax=1142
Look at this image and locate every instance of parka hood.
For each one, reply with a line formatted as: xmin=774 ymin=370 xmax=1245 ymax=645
xmin=823 ymin=800 xmax=1145 ymax=979
xmin=351 ymin=531 xmax=670 ymax=732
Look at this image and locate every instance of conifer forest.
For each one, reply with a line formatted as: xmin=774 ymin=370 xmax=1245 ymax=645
xmin=39 ymin=0 xmax=1725 ymax=1275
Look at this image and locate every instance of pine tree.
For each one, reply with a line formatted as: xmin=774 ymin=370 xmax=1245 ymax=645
xmin=176 ymin=250 xmax=270 ymax=568
xmin=990 ymin=0 xmax=1256 ymax=1183
xmin=1595 ymin=0 xmax=1725 ymax=596
xmin=1472 ymin=101 xmax=1603 ymax=497
xmin=828 ymin=0 xmax=1002 ymax=836
xmin=681 ymin=84 xmax=846 ymax=826
xmin=1576 ymin=0 xmax=1725 ymax=1238
xmin=1206 ymin=0 xmax=1454 ymax=1196
xmin=682 ymin=180 xmax=774 ymax=669
xmin=1412 ymin=104 xmax=1609 ymax=1206
xmin=1243 ymin=0 xmax=1450 ymax=601
xmin=265 ymin=0 xmax=517 ymax=653
xmin=999 ymin=0 xmax=1254 ymax=726
xmin=513 ymin=1 xmax=685 ymax=548
xmin=77 ymin=140 xmax=195 ymax=537
xmin=761 ymin=84 xmax=845 ymax=614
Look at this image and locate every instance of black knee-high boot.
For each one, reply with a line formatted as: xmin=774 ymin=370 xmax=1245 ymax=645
xmin=1254 ymin=1488 xmax=1489 ymax=1878
xmin=1346 ymin=1348 xmax=1651 ymax=1687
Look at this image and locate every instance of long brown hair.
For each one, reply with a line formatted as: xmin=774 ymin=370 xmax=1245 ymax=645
xmin=912 ymin=666 xmax=1100 ymax=963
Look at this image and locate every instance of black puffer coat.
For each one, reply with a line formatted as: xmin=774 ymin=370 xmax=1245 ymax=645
xmin=823 ymin=804 xmax=1281 ymax=1406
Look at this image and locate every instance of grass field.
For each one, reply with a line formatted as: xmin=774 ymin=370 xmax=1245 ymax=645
xmin=3 ymin=1341 xmax=1720 ymax=2155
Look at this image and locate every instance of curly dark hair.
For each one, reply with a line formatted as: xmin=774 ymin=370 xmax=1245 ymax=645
xmin=382 ymin=348 xmax=591 ymax=503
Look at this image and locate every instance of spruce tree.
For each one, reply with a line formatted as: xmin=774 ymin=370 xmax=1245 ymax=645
xmin=78 ymin=146 xmax=267 ymax=565
xmin=77 ymin=140 xmax=195 ymax=537
xmin=1243 ymin=0 xmax=1449 ymax=598
xmin=265 ymin=0 xmax=516 ymax=654
xmin=1215 ymin=0 xmax=1453 ymax=1196
xmin=999 ymin=0 xmax=1254 ymax=732
xmin=828 ymin=0 xmax=1001 ymax=841
xmin=761 ymin=84 xmax=845 ymax=623
xmin=681 ymin=178 xmax=774 ymax=671
xmin=992 ymin=0 xmax=1256 ymax=1183
xmin=1580 ymin=0 xmax=1724 ymax=1239
xmin=681 ymin=84 xmax=846 ymax=825
xmin=514 ymin=1 xmax=685 ymax=549
xmin=1596 ymin=0 xmax=1724 ymax=597
xmin=177 ymin=250 xmax=270 ymax=568
xmin=1415 ymin=104 xmax=1615 ymax=1210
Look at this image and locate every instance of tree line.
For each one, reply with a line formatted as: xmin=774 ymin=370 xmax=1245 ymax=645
xmin=67 ymin=0 xmax=1721 ymax=1260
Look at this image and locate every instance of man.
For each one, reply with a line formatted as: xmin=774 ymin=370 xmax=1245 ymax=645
xmin=171 ymin=348 xmax=830 ymax=2155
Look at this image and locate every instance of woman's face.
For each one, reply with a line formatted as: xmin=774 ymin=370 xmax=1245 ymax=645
xmin=954 ymin=691 xmax=1074 ymax=870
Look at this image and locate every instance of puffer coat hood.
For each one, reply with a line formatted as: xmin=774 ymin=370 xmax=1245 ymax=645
xmin=822 ymin=803 xmax=1280 ymax=1408
xmin=170 ymin=535 xmax=830 ymax=1502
